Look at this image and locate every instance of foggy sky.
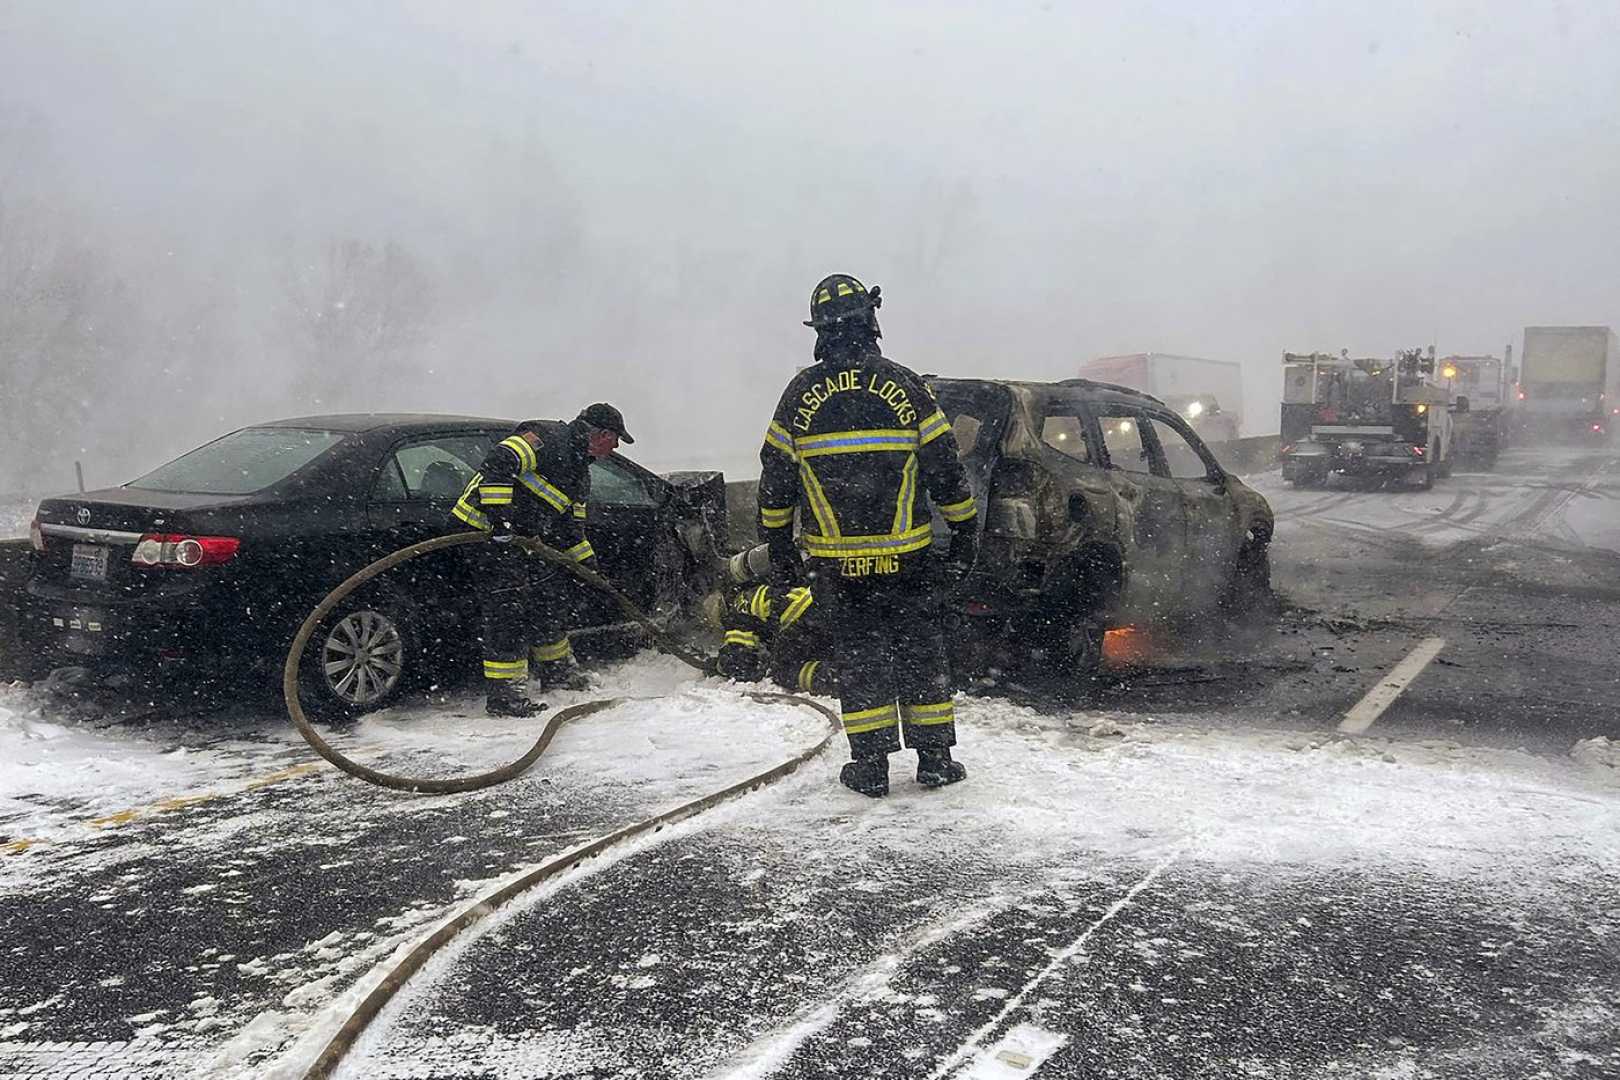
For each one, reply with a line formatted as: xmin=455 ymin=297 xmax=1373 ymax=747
xmin=2 ymin=0 xmax=1617 ymax=488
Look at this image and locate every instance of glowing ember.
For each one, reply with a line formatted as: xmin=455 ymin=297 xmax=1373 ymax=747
xmin=1102 ymin=626 xmax=1154 ymax=667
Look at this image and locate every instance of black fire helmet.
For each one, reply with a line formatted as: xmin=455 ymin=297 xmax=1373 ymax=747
xmin=803 ymin=273 xmax=882 ymax=334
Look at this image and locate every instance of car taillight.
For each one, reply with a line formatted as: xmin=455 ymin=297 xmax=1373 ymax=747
xmin=1280 ymin=443 xmax=1294 ymax=455
xmin=131 ymin=534 xmax=240 ymax=569
xmin=29 ymin=518 xmax=45 ymax=552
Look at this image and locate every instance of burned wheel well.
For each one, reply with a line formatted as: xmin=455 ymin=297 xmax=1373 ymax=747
xmin=1074 ymin=543 xmax=1124 ymax=613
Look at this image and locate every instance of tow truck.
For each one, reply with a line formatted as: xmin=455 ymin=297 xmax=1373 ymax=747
xmin=1279 ymin=347 xmax=1454 ymax=490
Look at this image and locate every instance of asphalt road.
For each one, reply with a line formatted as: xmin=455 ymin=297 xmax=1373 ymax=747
xmin=2 ymin=446 xmax=1618 ymax=1079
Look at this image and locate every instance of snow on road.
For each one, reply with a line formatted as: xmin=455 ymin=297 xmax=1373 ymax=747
xmin=7 ymin=654 xmax=1620 ymax=1078
xmin=1251 ymin=446 xmax=1620 ymax=554
xmin=327 ymin=679 xmax=1620 ymax=1079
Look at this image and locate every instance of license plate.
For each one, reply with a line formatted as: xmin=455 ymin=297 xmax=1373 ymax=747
xmin=70 ymin=543 xmax=110 ymax=581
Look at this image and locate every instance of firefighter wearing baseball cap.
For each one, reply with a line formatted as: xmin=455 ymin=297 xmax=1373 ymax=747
xmin=452 ymin=403 xmax=634 ymax=717
xmin=757 ymin=275 xmax=979 ymax=796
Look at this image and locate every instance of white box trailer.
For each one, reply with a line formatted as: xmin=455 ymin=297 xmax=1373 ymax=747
xmin=1519 ymin=326 xmax=1618 ymax=440
xmin=1078 ymin=353 xmax=1244 ymax=442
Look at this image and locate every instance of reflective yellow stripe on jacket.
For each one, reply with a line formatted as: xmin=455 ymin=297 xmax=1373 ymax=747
xmin=796 ymin=429 xmax=918 ymax=458
xmin=779 ymin=587 xmax=813 ymax=628
xmin=938 ymin=496 xmax=977 ymax=523
xmin=802 ymin=524 xmax=933 ymax=560
xmin=763 ymin=421 xmax=796 ymax=459
xmin=453 ymin=472 xmax=492 ymax=530
xmin=917 ymin=409 xmax=951 ymax=446
xmin=500 ymin=435 xmax=538 ymax=472
xmin=519 ymin=470 xmax=571 ymax=513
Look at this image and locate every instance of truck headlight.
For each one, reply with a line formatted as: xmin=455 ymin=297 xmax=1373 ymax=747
xmin=1186 ymin=401 xmax=1204 ymax=419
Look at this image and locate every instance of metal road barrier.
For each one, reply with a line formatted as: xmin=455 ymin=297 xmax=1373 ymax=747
xmin=0 ymin=538 xmax=41 ymax=681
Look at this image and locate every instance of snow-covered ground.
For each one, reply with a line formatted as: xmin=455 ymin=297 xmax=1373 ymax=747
xmin=1250 ymin=447 xmax=1620 ymax=553
xmin=5 ymin=648 xmax=1620 ymax=1077
xmin=322 ymin=662 xmax=1620 ymax=1080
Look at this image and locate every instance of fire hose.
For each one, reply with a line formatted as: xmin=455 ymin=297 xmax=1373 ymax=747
xmin=282 ymin=531 xmax=842 ymax=1078
xmin=282 ymin=530 xmax=824 ymax=793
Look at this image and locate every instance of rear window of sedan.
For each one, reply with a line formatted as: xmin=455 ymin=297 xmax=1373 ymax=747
xmin=127 ymin=428 xmax=347 ymax=495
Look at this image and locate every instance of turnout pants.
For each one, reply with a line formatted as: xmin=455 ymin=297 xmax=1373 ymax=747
xmin=818 ymin=563 xmax=956 ymax=758
xmin=476 ymin=544 xmax=575 ymax=690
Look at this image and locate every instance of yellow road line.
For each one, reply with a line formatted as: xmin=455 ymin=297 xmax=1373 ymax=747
xmin=5 ymin=755 xmax=344 ymax=855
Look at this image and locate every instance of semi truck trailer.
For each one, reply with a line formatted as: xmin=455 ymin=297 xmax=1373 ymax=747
xmin=1078 ymin=353 xmax=1244 ymax=443
xmin=1518 ymin=326 xmax=1617 ymax=442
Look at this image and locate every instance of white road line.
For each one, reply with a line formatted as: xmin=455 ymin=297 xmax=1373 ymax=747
xmin=927 ymin=846 xmax=1182 ymax=1080
xmin=958 ymin=1024 xmax=1069 ymax=1079
xmin=1337 ymin=637 xmax=1447 ymax=735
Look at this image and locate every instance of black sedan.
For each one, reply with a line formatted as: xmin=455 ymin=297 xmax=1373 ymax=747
xmin=25 ymin=415 xmax=728 ymax=716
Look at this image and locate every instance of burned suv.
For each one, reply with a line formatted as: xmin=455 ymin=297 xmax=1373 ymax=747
xmin=927 ymin=378 xmax=1274 ymax=674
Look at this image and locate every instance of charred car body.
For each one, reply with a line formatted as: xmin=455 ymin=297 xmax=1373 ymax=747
xmin=1279 ymin=349 xmax=1454 ymax=489
xmin=25 ymin=415 xmax=727 ymax=715
xmin=926 ymin=377 xmax=1274 ymax=677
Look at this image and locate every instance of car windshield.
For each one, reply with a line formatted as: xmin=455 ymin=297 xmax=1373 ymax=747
xmin=127 ymin=428 xmax=346 ymax=495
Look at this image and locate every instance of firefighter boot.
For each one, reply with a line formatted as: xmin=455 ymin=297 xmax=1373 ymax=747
xmin=486 ymin=682 xmax=547 ymax=718
xmin=540 ymin=661 xmax=592 ymax=693
xmin=916 ymin=748 xmax=967 ymax=788
xmin=839 ymin=754 xmax=890 ymax=798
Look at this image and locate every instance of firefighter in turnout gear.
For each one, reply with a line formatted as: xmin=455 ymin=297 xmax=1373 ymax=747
xmin=452 ymin=403 xmax=634 ymax=717
xmin=758 ymin=274 xmax=979 ymax=796
xmin=711 ymin=562 xmax=835 ymax=696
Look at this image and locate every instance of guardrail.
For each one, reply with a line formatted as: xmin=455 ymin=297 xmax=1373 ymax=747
xmin=0 ymin=538 xmax=43 ymax=681
xmin=1218 ymin=434 xmax=1281 ymax=476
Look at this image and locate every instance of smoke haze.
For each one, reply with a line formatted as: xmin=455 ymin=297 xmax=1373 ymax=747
xmin=2 ymin=0 xmax=1617 ymax=494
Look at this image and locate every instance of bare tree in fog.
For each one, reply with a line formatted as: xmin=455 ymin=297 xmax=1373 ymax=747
xmin=0 ymin=117 xmax=140 ymax=492
xmin=278 ymin=238 xmax=437 ymax=412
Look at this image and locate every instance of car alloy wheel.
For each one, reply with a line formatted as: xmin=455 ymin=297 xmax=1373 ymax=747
xmin=321 ymin=609 xmax=405 ymax=707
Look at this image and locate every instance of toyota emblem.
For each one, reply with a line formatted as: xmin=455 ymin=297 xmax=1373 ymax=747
xmin=76 ymin=507 xmax=91 ymax=526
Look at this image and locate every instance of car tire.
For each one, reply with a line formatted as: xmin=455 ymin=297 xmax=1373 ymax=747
xmin=297 ymin=593 xmax=417 ymax=721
